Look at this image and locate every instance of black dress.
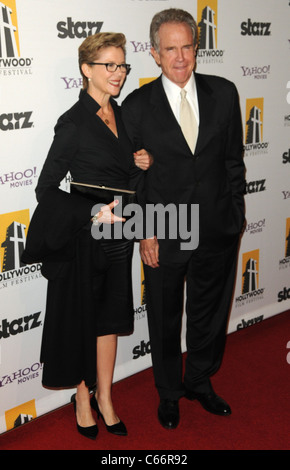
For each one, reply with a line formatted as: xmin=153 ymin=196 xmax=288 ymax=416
xmin=28 ymin=90 xmax=142 ymax=388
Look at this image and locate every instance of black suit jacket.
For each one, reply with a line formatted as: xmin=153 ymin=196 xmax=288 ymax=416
xmin=122 ymin=73 xmax=245 ymax=262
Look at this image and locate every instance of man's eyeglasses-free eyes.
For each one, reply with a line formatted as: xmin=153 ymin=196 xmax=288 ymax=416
xmin=88 ymin=62 xmax=131 ymax=74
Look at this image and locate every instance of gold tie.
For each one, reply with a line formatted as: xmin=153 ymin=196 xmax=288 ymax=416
xmin=179 ymin=89 xmax=198 ymax=153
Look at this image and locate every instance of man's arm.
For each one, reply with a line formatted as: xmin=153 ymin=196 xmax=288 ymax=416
xmin=224 ymin=84 xmax=246 ymax=230
xmin=122 ymin=94 xmax=160 ymax=268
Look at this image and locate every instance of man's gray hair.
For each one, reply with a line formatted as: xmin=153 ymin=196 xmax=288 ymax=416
xmin=150 ymin=8 xmax=198 ymax=52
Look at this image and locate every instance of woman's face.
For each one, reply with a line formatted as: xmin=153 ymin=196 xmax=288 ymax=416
xmin=83 ymin=46 xmax=127 ymax=102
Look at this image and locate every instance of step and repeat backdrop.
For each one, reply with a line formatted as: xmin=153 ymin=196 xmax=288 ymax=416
xmin=0 ymin=0 xmax=289 ymax=434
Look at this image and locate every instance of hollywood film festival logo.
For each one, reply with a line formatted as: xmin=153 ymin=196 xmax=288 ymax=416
xmin=134 ymin=261 xmax=147 ymax=322
xmin=0 ymin=0 xmax=33 ymax=76
xmin=279 ymin=218 xmax=290 ymax=271
xmin=244 ymin=97 xmax=269 ymax=157
xmin=196 ymin=0 xmax=224 ymax=65
xmin=0 ymin=210 xmax=42 ymax=289
xmin=235 ymin=249 xmax=265 ymax=308
xmin=4 ymin=398 xmax=37 ymax=432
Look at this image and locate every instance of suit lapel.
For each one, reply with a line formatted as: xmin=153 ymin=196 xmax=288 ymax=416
xmin=194 ymin=73 xmax=216 ymax=154
xmin=149 ymin=76 xmax=179 ymax=130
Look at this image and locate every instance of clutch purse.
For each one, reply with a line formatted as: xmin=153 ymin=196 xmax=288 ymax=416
xmin=70 ymin=181 xmax=136 ymax=205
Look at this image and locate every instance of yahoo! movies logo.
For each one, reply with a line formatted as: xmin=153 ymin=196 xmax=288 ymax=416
xmin=197 ymin=0 xmax=224 ymax=64
xmin=241 ymin=65 xmax=270 ymax=80
xmin=244 ymin=98 xmax=269 ymax=156
xmin=235 ymin=249 xmax=265 ymax=307
xmin=0 ymin=1 xmax=33 ymax=75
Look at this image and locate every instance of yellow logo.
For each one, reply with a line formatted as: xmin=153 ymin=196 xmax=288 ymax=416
xmin=245 ymin=98 xmax=264 ymax=144
xmin=242 ymin=249 xmax=259 ymax=293
xmin=5 ymin=399 xmax=37 ymax=431
xmin=197 ymin=0 xmax=218 ymax=49
xmin=139 ymin=77 xmax=156 ymax=88
xmin=1 ymin=1 xmax=20 ymax=57
xmin=141 ymin=261 xmax=146 ymax=305
xmin=0 ymin=209 xmax=29 ymax=272
xmin=285 ymin=218 xmax=290 ymax=258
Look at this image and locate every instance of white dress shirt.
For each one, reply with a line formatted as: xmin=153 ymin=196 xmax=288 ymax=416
xmin=161 ymin=73 xmax=200 ymax=126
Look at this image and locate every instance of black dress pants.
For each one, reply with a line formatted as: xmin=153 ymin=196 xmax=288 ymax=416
xmin=143 ymin=237 xmax=239 ymax=400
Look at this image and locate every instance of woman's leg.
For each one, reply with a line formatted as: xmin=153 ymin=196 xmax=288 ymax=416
xmin=75 ymin=381 xmax=96 ymax=427
xmin=95 ymin=333 xmax=120 ymax=425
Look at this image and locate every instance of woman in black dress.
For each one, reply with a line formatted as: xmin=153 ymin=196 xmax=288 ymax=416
xmin=33 ymin=33 xmax=151 ymax=440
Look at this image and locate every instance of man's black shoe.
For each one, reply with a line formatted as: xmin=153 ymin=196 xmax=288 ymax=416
xmin=185 ymin=389 xmax=231 ymax=416
xmin=158 ymin=399 xmax=179 ymax=429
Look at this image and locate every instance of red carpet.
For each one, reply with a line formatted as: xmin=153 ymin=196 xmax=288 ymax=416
xmin=1 ymin=310 xmax=289 ymax=453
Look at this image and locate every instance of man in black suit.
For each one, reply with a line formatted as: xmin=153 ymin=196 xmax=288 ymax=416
xmin=122 ymin=8 xmax=245 ymax=429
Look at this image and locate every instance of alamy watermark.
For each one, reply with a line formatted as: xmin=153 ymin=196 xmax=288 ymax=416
xmin=91 ymin=198 xmax=199 ymax=251
xmin=287 ymin=340 xmax=290 ymax=365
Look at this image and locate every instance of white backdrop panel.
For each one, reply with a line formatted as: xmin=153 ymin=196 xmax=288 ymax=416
xmin=0 ymin=0 xmax=289 ymax=434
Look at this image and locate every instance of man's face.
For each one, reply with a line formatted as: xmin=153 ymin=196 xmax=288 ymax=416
xmin=151 ymin=22 xmax=197 ymax=88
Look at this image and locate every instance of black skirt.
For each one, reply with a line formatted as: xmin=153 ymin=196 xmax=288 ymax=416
xmin=96 ymin=238 xmax=134 ymax=336
xmin=40 ymin=228 xmax=134 ymax=389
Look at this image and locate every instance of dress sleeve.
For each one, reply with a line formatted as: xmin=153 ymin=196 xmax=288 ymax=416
xmin=35 ymin=116 xmax=79 ymax=201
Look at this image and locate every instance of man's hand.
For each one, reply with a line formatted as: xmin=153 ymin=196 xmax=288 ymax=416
xmin=140 ymin=236 xmax=159 ymax=268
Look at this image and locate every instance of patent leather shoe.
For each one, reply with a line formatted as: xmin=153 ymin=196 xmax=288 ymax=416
xmin=185 ymin=389 xmax=231 ymax=416
xmin=90 ymin=393 xmax=127 ymax=436
xmin=71 ymin=394 xmax=98 ymax=440
xmin=158 ymin=399 xmax=179 ymax=429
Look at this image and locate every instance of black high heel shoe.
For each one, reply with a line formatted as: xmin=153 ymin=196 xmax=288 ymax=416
xmin=71 ymin=394 xmax=98 ymax=440
xmin=90 ymin=393 xmax=127 ymax=436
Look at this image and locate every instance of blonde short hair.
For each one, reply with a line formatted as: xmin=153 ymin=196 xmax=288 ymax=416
xmin=79 ymin=32 xmax=126 ymax=89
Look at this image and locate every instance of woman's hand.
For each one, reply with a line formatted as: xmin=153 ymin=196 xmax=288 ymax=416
xmin=134 ymin=149 xmax=153 ymax=171
xmin=93 ymin=199 xmax=125 ymax=225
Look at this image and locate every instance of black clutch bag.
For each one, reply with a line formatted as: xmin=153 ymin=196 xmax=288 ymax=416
xmin=70 ymin=181 xmax=136 ymax=205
